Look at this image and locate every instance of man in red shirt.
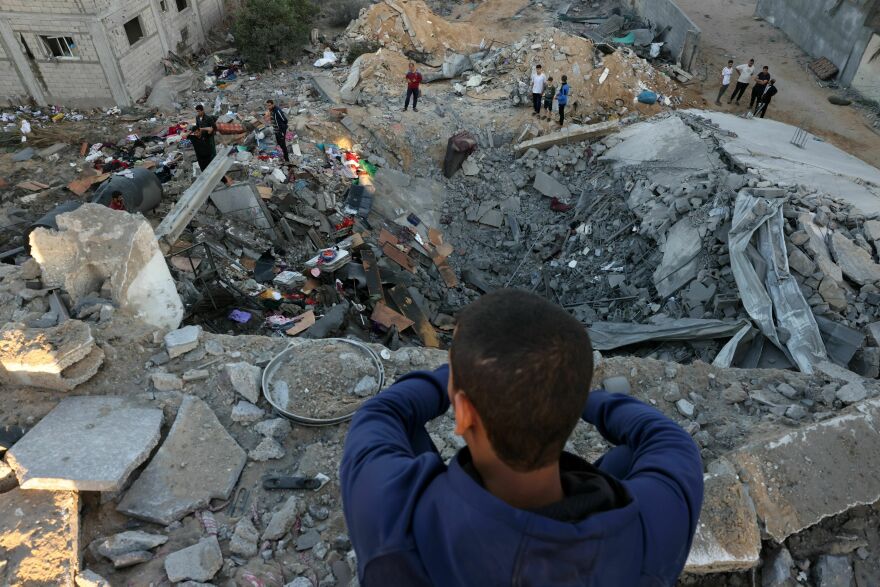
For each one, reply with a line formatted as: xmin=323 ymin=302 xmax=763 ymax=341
xmin=404 ymin=62 xmax=422 ymax=112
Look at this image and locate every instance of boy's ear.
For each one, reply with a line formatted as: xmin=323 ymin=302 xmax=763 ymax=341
xmin=452 ymin=392 xmax=477 ymax=436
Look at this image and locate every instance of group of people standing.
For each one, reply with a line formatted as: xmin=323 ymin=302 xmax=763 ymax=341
xmin=530 ymin=65 xmax=571 ymax=125
xmin=716 ymin=59 xmax=778 ymax=118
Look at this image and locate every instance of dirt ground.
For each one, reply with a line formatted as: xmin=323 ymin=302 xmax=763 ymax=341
xmin=677 ymin=0 xmax=880 ymax=168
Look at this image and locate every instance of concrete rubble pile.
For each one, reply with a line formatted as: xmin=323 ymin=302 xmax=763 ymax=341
xmin=3 ymin=3 xmax=880 ymax=586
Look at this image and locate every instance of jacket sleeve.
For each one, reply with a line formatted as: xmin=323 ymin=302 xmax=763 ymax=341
xmin=340 ymin=365 xmax=451 ymax=575
xmin=583 ymin=391 xmax=704 ymax=582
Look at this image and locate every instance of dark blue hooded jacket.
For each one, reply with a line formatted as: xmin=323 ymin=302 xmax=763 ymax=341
xmin=341 ymin=365 xmax=703 ymax=586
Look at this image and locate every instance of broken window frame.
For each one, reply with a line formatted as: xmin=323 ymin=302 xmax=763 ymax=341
xmin=123 ymin=17 xmax=145 ymax=47
xmin=39 ymin=35 xmax=78 ymax=59
xmin=176 ymin=0 xmax=189 ymax=12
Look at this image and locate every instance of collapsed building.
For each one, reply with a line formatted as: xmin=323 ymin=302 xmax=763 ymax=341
xmin=0 ymin=0 xmax=226 ymax=108
xmin=1 ymin=0 xmax=880 ymax=585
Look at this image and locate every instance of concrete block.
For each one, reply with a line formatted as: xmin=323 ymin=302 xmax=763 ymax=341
xmin=654 ymin=218 xmax=701 ymax=298
xmin=29 ymin=203 xmax=183 ymax=330
xmin=831 ymin=232 xmax=880 ymax=285
xmin=164 ymin=536 xmax=223 ymax=583
xmin=118 ymin=396 xmax=246 ymax=525
xmin=814 ymin=315 xmax=863 ymax=367
xmin=231 ymin=401 xmax=264 ymax=424
xmin=533 ymin=170 xmax=571 ymax=199
xmin=164 ymin=325 xmax=201 ymax=358
xmin=310 ymin=73 xmax=341 ymax=104
xmin=0 ymin=319 xmax=104 ymax=391
xmin=514 ymin=120 xmax=619 ymax=154
xmin=799 ymin=214 xmax=843 ymax=284
xmin=731 ymin=399 xmax=880 ymax=542
xmin=684 ymin=467 xmax=760 ymax=574
xmin=6 ymin=396 xmax=162 ymax=491
xmin=262 ymin=496 xmax=302 ymax=541
xmin=224 ymin=361 xmax=262 ymax=403
xmin=209 ymin=184 xmax=271 ymax=230
xmin=75 ymin=569 xmax=111 ymax=587
xmin=0 ymin=488 xmax=79 ymax=585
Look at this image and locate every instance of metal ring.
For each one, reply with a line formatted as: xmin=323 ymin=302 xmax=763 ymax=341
xmin=261 ymin=337 xmax=385 ymax=426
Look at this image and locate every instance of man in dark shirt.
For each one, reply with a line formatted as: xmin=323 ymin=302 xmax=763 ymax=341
xmin=341 ymin=288 xmax=704 ymax=586
xmin=755 ymin=79 xmax=778 ymax=118
xmin=265 ymin=99 xmax=290 ymax=162
xmin=404 ymin=62 xmax=422 ymax=112
xmin=190 ymin=104 xmax=228 ymax=185
xmin=749 ymin=66 xmax=771 ymax=110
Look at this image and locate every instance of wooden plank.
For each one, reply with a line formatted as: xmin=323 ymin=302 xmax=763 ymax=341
xmin=388 ymin=285 xmax=440 ymax=348
xmin=378 ymin=228 xmax=398 ymax=246
xmin=285 ymin=310 xmax=316 ymax=336
xmin=433 ymin=255 xmax=459 ymax=288
xmin=361 ymin=248 xmax=385 ymax=302
xmin=370 ymin=302 xmax=413 ymax=332
xmin=382 ymin=242 xmax=415 ymax=272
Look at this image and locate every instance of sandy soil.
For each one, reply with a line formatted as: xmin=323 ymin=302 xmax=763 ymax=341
xmin=676 ymin=0 xmax=880 ymax=168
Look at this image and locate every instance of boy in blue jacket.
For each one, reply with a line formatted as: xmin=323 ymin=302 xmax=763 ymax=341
xmin=341 ymin=289 xmax=704 ymax=586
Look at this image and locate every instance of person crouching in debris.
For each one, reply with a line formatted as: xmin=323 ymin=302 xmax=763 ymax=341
xmin=109 ymin=191 xmax=126 ymax=211
xmin=557 ymin=75 xmax=570 ymax=126
xmin=190 ymin=104 xmax=229 ymax=185
xmin=542 ymin=77 xmax=556 ymax=120
xmin=341 ymin=288 xmax=704 ymax=586
xmin=266 ymin=99 xmax=290 ymax=163
xmin=404 ymin=62 xmax=422 ymax=112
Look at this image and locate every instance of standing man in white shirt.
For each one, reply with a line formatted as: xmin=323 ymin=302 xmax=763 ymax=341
xmin=728 ymin=59 xmax=755 ymax=106
xmin=715 ymin=60 xmax=734 ymax=105
xmin=530 ymin=65 xmax=547 ymax=116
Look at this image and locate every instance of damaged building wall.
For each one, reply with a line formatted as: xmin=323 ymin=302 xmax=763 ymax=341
xmin=621 ymin=0 xmax=701 ymax=71
xmin=755 ymin=0 xmax=878 ymax=87
xmin=0 ymin=0 xmax=224 ymax=108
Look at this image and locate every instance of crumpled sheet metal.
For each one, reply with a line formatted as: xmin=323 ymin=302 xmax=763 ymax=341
xmin=727 ymin=191 xmax=827 ymax=373
xmin=588 ymin=318 xmax=751 ymax=351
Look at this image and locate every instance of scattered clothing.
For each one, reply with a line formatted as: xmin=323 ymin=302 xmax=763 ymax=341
xmin=341 ymin=366 xmax=704 ymax=586
xmin=749 ymin=71 xmax=771 ymax=109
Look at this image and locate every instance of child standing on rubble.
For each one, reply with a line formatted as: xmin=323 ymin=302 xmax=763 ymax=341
xmin=341 ymin=288 xmax=704 ymax=586
xmin=557 ymin=75 xmax=570 ymax=126
xmin=542 ymin=77 xmax=556 ymax=120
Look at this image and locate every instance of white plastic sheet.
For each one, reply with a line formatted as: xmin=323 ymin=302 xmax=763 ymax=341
xmin=728 ymin=190 xmax=827 ymax=373
xmin=314 ymin=50 xmax=338 ymax=68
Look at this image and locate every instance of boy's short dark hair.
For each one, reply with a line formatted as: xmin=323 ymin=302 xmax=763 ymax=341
xmin=195 ymin=104 xmax=204 ymax=112
xmin=266 ymin=99 xmax=274 ymax=105
xmin=536 ymin=64 xmax=542 ymax=69
xmin=450 ymin=289 xmax=594 ymax=472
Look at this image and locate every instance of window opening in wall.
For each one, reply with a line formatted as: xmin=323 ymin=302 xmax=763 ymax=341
xmin=40 ymin=36 xmax=77 ymax=58
xmin=160 ymin=0 xmax=168 ymax=11
xmin=181 ymin=26 xmax=189 ymax=44
xmin=124 ymin=17 xmax=145 ymax=46
xmin=176 ymin=0 xmax=188 ymax=11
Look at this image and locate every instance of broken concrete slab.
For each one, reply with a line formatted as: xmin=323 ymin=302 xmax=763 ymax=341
xmin=514 ymin=120 xmax=619 ymax=154
xmin=254 ymin=417 xmax=291 ymax=439
xmin=75 ymin=569 xmax=111 ymax=587
xmin=533 ymin=170 xmax=571 ymax=199
xmin=310 ymin=73 xmax=341 ymax=104
xmin=231 ymin=401 xmax=265 ymax=424
xmin=164 ymin=325 xmax=201 ymax=359
xmin=95 ymin=530 xmax=168 ymax=561
xmin=798 ymin=214 xmax=843 ymax=283
xmin=30 ymin=203 xmax=183 ymax=330
xmin=831 ymin=232 xmax=880 ymax=286
xmin=814 ymin=316 xmax=863 ymax=367
xmin=787 ymin=247 xmax=816 ymax=277
xmin=0 ymin=488 xmax=80 ymax=585
xmin=7 ymin=396 xmax=162 ymax=491
xmin=164 ymin=536 xmax=223 ymax=583
xmin=209 ymin=184 xmax=272 ymax=230
xmin=224 ymin=361 xmax=262 ymax=403
xmin=731 ymin=398 xmax=880 ymax=543
xmin=654 ymin=218 xmax=702 ymax=298
xmin=0 ymin=319 xmax=104 ymax=391
xmin=117 ymin=396 xmax=246 ymax=525
xmin=229 ymin=517 xmax=259 ymax=557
